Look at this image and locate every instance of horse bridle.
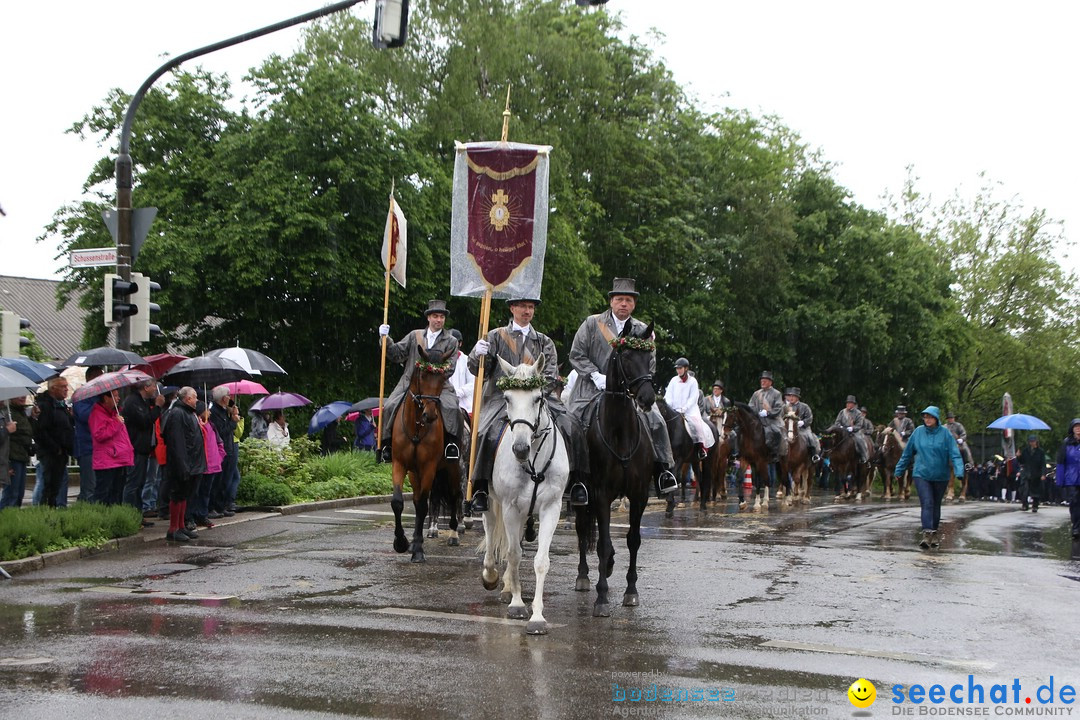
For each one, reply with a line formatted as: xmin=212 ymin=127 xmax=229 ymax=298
xmin=595 ymin=349 xmax=651 ymax=467
xmin=404 ymin=384 xmax=442 ymax=445
xmin=506 ymin=391 xmax=560 ymax=542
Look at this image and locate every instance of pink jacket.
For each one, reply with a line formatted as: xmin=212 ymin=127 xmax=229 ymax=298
xmin=90 ymin=401 xmax=135 ymax=470
xmin=202 ymin=421 xmax=226 ymax=475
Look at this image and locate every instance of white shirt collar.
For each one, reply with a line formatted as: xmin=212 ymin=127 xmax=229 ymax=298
xmin=612 ymin=314 xmax=628 ymax=334
xmin=511 ymin=322 xmax=531 ymax=337
xmin=426 ymin=328 xmax=441 ymax=347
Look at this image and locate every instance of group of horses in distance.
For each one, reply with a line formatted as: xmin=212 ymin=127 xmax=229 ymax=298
xmin=383 ymin=329 xmax=974 ymax=635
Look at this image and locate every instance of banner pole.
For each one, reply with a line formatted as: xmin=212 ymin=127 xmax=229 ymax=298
xmin=376 ymin=195 xmax=396 ymax=450
xmin=465 ymin=289 xmax=492 ymax=501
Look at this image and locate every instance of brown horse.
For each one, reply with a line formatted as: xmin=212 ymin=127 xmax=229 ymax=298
xmin=706 ymin=404 xmax=733 ymax=503
xmin=821 ymin=424 xmax=869 ymax=500
xmin=878 ymin=426 xmax=910 ymax=500
xmin=780 ymin=406 xmax=814 ymax=506
xmin=656 ymin=397 xmax=711 ymax=513
xmin=389 ymin=346 xmax=463 ymax=563
xmin=731 ymin=402 xmax=773 ymax=511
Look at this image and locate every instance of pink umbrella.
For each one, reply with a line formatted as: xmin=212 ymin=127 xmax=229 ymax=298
xmin=219 ymin=379 xmax=269 ymax=396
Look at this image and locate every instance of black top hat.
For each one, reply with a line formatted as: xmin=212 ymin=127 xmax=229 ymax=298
xmin=507 ymin=296 xmax=541 ymax=306
xmin=608 ymin=277 xmax=639 ymax=298
xmin=845 ymin=395 xmax=857 ymax=404
xmin=945 ymin=410 xmax=956 ymax=418
xmin=424 ymin=299 xmax=449 ymax=316
xmin=895 ymin=405 xmax=907 ymax=414
xmin=712 ymin=379 xmax=724 ymax=389
xmin=784 ymin=387 xmax=801 ymax=398
xmin=760 ymin=371 xmax=774 ymax=381
xmin=859 ymin=406 xmax=868 ymax=413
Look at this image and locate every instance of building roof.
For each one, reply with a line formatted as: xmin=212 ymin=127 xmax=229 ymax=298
xmin=0 ymin=275 xmax=86 ymax=361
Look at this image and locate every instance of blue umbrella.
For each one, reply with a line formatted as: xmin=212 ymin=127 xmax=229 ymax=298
xmin=0 ymin=357 xmax=59 ymax=383
xmin=308 ymin=401 xmax=354 ymax=435
xmin=986 ymin=413 xmax=1050 ymax=431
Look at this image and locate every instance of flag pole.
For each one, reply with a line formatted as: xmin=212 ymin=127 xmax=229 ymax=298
xmin=376 ymin=184 xmax=396 ymax=450
xmin=465 ymin=87 xmax=512 ymax=503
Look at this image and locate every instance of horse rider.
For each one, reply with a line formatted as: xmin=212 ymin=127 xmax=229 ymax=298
xmin=664 ymin=358 xmax=716 ymax=460
xmin=782 ymin=387 xmax=821 ymax=462
xmin=859 ymin=406 xmax=875 ymax=450
xmin=945 ymin=410 xmax=974 ymax=469
xmin=567 ymin=277 xmax=678 ymax=495
xmin=377 ymin=299 xmax=463 ymax=462
xmin=888 ymin=405 xmax=915 ymax=440
xmin=834 ymin=395 xmax=869 ymax=464
xmin=750 ymin=371 xmax=787 ymax=462
xmin=467 ymin=296 xmax=589 ymax=512
xmin=707 ymin=380 xmax=732 ymax=427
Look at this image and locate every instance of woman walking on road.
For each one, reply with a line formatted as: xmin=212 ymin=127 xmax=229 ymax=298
xmin=894 ymin=406 xmax=964 ymax=549
xmin=1054 ymin=419 xmax=1080 ymax=539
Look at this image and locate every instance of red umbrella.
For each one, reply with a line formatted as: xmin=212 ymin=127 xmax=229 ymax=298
xmin=71 ymin=369 xmax=155 ymax=403
xmin=129 ymin=353 xmax=189 ymax=379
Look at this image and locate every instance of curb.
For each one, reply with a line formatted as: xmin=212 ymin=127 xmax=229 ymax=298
xmin=0 ymin=493 xmax=410 ymax=579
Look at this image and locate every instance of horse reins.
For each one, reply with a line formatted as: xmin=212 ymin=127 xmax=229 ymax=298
xmin=596 ymin=349 xmax=648 ymax=467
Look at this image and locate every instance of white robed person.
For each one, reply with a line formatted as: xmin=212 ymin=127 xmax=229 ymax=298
xmin=665 ymin=358 xmax=716 ymax=459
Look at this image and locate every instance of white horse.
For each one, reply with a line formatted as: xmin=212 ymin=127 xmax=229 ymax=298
xmin=479 ymin=354 xmax=569 ymax=635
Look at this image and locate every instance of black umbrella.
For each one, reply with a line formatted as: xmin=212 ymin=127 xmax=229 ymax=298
xmin=63 ymin=346 xmax=144 ymax=367
xmin=205 ymin=346 xmax=287 ymax=376
xmin=349 ymin=397 xmax=381 ymax=413
xmin=162 ymin=355 xmax=250 ymax=388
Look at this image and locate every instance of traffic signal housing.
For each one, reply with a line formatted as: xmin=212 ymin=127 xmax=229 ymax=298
xmin=0 ymin=311 xmax=30 ymax=358
xmin=104 ymin=273 xmax=138 ymax=326
xmin=372 ymin=0 xmax=409 ymax=48
xmin=130 ymin=272 xmax=162 ymax=345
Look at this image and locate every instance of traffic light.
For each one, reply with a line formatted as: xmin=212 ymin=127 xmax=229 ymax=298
xmin=372 ymin=0 xmax=409 ymax=48
xmin=103 ymin=272 xmax=138 ymax=326
xmin=0 ymin=311 xmax=30 ymax=358
xmin=130 ymin=272 xmax=162 ymax=345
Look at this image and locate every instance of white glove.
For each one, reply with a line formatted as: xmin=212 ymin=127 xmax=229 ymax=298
xmin=846 ymin=426 xmax=854 ymax=432
xmin=378 ymin=324 xmax=390 ymax=337
xmin=474 ymin=339 xmax=489 ymax=356
xmin=797 ymin=420 xmax=805 ymax=428
xmin=758 ymin=409 xmax=767 ymax=418
xmin=591 ymin=371 xmax=607 ymax=391
xmin=957 ymin=438 xmax=965 ymax=445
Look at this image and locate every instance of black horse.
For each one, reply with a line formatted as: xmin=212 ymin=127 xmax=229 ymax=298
xmin=575 ymin=320 xmax=657 ymax=617
xmin=655 ymin=396 xmax=712 ymax=513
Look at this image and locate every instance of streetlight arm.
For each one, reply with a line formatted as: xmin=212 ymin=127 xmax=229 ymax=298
xmin=118 ymin=0 xmax=363 ymax=159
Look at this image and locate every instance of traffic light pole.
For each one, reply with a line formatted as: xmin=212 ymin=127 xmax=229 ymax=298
xmin=112 ymin=0 xmax=364 ymax=350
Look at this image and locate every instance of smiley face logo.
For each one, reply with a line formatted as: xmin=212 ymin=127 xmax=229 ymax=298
xmin=847 ymin=678 xmax=876 ymax=708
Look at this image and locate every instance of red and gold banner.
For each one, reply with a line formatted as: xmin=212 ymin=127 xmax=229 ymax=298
xmin=451 ymin=141 xmax=551 ymax=299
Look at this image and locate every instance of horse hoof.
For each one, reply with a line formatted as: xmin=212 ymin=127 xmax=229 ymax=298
xmin=393 ymin=536 xmax=409 ymax=554
xmin=957 ymin=496 xmax=966 ymax=504
xmin=500 ymin=591 xmax=513 ymax=604
xmin=464 ymin=518 xmax=474 ymax=530
xmin=526 ymin=621 xmax=548 ymax=635
xmin=623 ymin=593 xmax=639 ymax=607
xmin=410 ymin=551 xmax=425 ymax=563
xmin=592 ymin=603 xmax=611 ymax=618
xmin=482 ymin=570 xmax=499 ymax=591
xmin=575 ymin=577 xmax=591 ymax=592
xmin=507 ymin=605 xmax=529 ymax=620
xmin=447 ymin=536 xmax=459 ymax=547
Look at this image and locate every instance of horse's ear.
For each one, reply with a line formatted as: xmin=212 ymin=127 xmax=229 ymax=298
xmin=533 ymin=352 xmax=546 ymax=376
xmin=497 ymin=355 xmax=515 ymax=377
xmin=417 ymin=344 xmax=430 ymax=362
xmin=642 ymin=321 xmax=654 ymax=339
xmin=619 ymin=321 xmax=632 ymax=338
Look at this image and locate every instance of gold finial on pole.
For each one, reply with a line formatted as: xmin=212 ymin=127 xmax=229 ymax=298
xmin=500 ymin=85 xmax=512 ymax=143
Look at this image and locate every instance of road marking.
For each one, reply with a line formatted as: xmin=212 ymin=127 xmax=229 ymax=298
xmin=83 ymin=585 xmax=238 ymax=602
xmin=0 ymin=657 xmax=54 ymax=667
xmin=609 ymin=522 xmax=750 ymax=535
xmin=759 ymin=639 xmax=996 ymax=670
xmin=373 ymin=606 xmax=565 ymax=629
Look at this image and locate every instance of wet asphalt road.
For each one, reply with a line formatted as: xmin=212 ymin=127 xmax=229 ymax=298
xmin=1 ymin=492 xmax=1078 ymax=719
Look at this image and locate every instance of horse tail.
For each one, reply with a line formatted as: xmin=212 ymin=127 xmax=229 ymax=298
xmin=476 ymin=500 xmax=510 ymax=563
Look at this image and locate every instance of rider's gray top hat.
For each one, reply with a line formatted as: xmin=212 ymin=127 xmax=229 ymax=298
xmin=712 ymin=379 xmax=724 ymax=388
xmin=845 ymin=395 xmax=857 ymax=404
xmin=608 ymin=277 xmax=639 ymax=298
xmin=895 ymin=405 xmax=907 ymax=414
xmin=507 ymin=296 xmax=541 ymax=305
xmin=784 ymin=387 xmax=801 ymax=398
xmin=760 ymin=370 xmax=774 ymax=381
xmin=424 ymin=299 xmax=449 ymax=316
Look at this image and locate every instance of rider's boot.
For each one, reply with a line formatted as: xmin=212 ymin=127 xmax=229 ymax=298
xmin=470 ymin=478 xmax=490 ymax=513
xmin=378 ymin=442 xmax=392 ymax=464
xmin=655 ymin=463 xmax=679 ymax=495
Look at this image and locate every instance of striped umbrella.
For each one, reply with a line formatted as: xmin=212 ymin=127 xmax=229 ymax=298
xmin=71 ymin=369 xmax=154 ymax=403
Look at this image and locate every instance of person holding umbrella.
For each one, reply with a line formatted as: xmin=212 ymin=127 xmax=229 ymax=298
xmin=89 ymin=390 xmax=135 ymax=506
xmin=894 ymin=406 xmax=965 ymax=549
xmin=267 ymin=410 xmax=290 ymax=451
xmin=0 ymin=396 xmax=33 ymax=508
xmin=162 ymin=387 xmax=206 ymax=542
xmin=1017 ymin=434 xmax=1047 ymax=512
xmin=1054 ymin=419 xmax=1080 ymax=539
xmin=74 ymin=367 xmax=104 ymax=503
xmin=34 ymin=377 xmax=74 ymax=508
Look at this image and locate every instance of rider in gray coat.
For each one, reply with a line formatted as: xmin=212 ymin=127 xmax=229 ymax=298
xmin=378 ymin=300 xmax=462 ymax=461
xmin=567 ymin=277 xmax=677 ymax=495
xmin=750 ymin=371 xmax=787 ymax=461
xmin=834 ymin=395 xmax=869 ymax=463
xmin=782 ymin=387 xmax=821 ymax=462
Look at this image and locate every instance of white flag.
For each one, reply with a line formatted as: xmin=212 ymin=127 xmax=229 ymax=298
xmin=381 ymin=195 xmax=407 ymax=288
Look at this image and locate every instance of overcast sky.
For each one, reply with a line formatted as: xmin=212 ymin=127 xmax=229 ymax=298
xmin=2 ymin=1 xmax=1076 ymax=280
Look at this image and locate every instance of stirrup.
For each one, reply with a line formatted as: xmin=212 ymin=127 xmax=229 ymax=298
xmin=812 ymin=454 xmax=821 ymax=463
xmin=444 ymin=443 xmax=460 ymax=460
xmin=569 ymin=482 xmax=589 ymax=507
xmin=697 ymin=446 xmax=708 ymax=460
xmin=657 ymin=470 xmax=679 ymax=494
xmin=378 ymin=445 xmax=391 ymax=464
xmin=470 ymin=491 xmax=489 ymax=513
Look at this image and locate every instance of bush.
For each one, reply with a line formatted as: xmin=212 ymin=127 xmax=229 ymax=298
xmin=0 ymin=504 xmax=142 ymax=562
xmin=238 ymin=441 xmax=401 ymax=506
xmin=254 ymin=481 xmax=294 ymax=507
